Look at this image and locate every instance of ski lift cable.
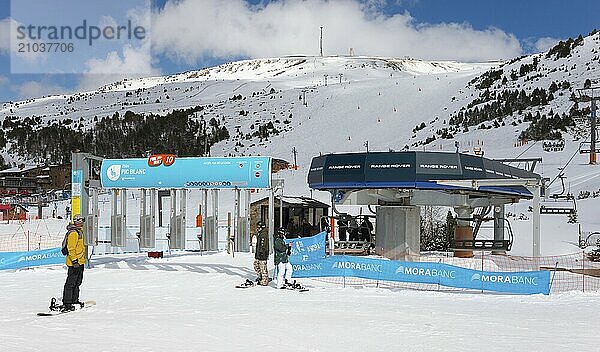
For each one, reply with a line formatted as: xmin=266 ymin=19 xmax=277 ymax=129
xmin=547 ymin=131 xmax=591 ymax=188
xmin=513 ymin=140 xmax=539 ymax=160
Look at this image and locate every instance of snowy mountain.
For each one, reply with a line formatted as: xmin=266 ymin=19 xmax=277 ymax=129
xmin=4 ymin=21 xmax=600 ymax=352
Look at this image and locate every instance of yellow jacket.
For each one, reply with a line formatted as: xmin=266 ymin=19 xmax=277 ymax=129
xmin=65 ymin=228 xmax=86 ymax=266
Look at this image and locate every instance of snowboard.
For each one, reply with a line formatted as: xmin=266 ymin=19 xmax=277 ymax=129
xmin=235 ymin=279 xmax=256 ymax=289
xmin=37 ymin=300 xmax=96 ymax=316
xmin=280 ymin=280 xmax=309 ymax=292
xmin=235 ymin=278 xmax=273 ymax=288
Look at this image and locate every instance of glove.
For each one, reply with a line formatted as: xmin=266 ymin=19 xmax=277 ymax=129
xmin=72 ymin=260 xmax=80 ymax=268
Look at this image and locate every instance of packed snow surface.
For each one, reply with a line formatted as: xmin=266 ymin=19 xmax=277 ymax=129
xmin=1 ymin=251 xmax=598 ymax=352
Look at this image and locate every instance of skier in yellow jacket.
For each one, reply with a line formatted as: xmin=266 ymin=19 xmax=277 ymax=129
xmin=61 ymin=215 xmax=86 ymax=312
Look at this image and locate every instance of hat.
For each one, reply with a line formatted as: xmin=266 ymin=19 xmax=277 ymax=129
xmin=72 ymin=215 xmax=85 ymax=225
xmin=276 ymin=227 xmax=288 ymax=237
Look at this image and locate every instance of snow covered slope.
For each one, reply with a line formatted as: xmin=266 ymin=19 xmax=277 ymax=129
xmin=1 ymin=252 xmax=598 ymax=352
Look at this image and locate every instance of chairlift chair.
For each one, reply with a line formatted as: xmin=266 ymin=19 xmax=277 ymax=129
xmin=542 ymin=139 xmax=565 ymax=152
xmin=451 ymin=208 xmax=514 ymax=252
xmin=541 ymin=173 xmax=577 ymax=215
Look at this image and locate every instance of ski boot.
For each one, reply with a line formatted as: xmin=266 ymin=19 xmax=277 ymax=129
xmin=291 ymin=280 xmax=306 ymax=290
xmin=60 ymin=304 xmax=75 ymax=313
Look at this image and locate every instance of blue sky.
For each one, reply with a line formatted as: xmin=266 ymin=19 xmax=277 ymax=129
xmin=0 ymin=0 xmax=598 ymax=102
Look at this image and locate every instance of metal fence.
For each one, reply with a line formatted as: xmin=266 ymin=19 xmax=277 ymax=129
xmin=2 ymin=226 xmax=598 ymax=294
xmin=312 ymin=251 xmax=600 ymax=294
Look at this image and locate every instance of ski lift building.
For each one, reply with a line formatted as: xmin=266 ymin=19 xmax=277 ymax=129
xmin=250 ymin=196 xmax=329 ymax=237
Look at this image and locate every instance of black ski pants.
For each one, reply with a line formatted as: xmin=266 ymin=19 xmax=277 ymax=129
xmin=62 ymin=265 xmax=84 ymax=305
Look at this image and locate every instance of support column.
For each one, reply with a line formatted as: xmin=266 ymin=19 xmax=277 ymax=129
xmin=139 ymin=189 xmax=156 ymax=249
xmin=493 ymin=204 xmax=505 ymax=255
xmin=234 ymin=188 xmax=240 ymax=245
xmin=279 ymin=189 xmax=283 ymax=229
xmin=202 ymin=189 xmax=208 ymax=250
xmin=532 ymin=185 xmax=541 ymax=258
xmin=87 ymin=187 xmax=99 ymax=247
xmin=110 ymin=189 xmax=126 ymax=247
xmin=454 ymin=206 xmax=473 ymax=258
xmin=245 ymin=189 xmax=251 ymax=252
xmin=590 ymin=99 xmax=597 ymax=164
xmin=212 ymin=189 xmax=219 ymax=251
xmin=268 ymin=187 xmax=275 ymax=254
xmin=179 ymin=189 xmax=187 ymax=249
xmin=375 ymin=206 xmax=420 ymax=261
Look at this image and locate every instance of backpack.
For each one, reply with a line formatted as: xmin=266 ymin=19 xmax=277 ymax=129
xmin=61 ymin=235 xmax=69 ymax=256
xmin=61 ymin=228 xmax=82 ymax=256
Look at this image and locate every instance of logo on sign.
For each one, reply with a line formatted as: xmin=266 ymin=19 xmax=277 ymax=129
xmin=17 ymin=251 xmax=61 ymax=262
xmin=255 ymin=163 xmax=261 ymax=169
xmin=395 ymin=265 xmax=456 ymax=278
xmin=255 ymin=171 xmax=261 ymax=178
xmin=332 ymin=261 xmax=382 ymax=272
xmin=163 ymin=154 xmax=176 ymax=166
xmin=107 ymin=165 xmax=122 ymax=181
xmin=148 ymin=154 xmax=176 ymax=167
xmin=471 ymin=273 xmax=538 ymax=286
xmin=148 ymin=155 xmax=163 ymax=167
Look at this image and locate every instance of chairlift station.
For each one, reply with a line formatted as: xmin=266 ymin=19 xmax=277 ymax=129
xmin=72 ymin=150 xmax=552 ymax=261
xmin=308 ymin=151 xmax=544 ymax=259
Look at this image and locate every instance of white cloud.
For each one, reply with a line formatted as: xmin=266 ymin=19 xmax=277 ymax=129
xmin=534 ymin=37 xmax=560 ymax=53
xmin=0 ymin=18 xmax=15 ymax=54
xmin=76 ymin=4 xmax=156 ymax=91
xmin=0 ymin=17 xmax=49 ymax=65
xmin=12 ymin=81 xmax=69 ymax=99
xmin=151 ymin=0 xmax=522 ymax=63
xmin=76 ymin=43 xmax=160 ymax=91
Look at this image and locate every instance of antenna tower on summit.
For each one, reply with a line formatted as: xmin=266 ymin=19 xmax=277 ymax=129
xmin=320 ymin=26 xmax=323 ymax=57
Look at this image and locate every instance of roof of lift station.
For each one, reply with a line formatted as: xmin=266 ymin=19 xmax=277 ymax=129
xmin=307 ymin=151 xmax=540 ymax=199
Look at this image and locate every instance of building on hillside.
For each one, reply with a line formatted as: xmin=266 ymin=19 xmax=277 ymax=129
xmin=0 ymin=164 xmax=39 ymax=196
xmin=0 ymin=163 xmax=71 ymax=197
xmin=250 ymin=195 xmax=329 ymax=238
xmin=0 ymin=203 xmax=28 ymax=220
xmin=271 ymin=158 xmax=291 ymax=173
xmin=25 ymin=164 xmax=71 ymax=191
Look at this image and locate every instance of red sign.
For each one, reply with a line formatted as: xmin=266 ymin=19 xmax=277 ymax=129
xmin=163 ymin=154 xmax=176 ymax=167
xmin=148 ymin=155 xmax=163 ymax=167
xmin=148 ymin=154 xmax=176 ymax=167
xmin=255 ymin=171 xmax=261 ymax=178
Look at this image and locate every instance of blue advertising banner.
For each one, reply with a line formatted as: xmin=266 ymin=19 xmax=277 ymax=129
xmin=284 ymin=231 xmax=327 ymax=264
xmin=101 ymin=156 xmax=272 ymax=189
xmin=0 ymin=247 xmax=65 ymax=271
xmin=291 ymin=255 xmax=551 ymax=295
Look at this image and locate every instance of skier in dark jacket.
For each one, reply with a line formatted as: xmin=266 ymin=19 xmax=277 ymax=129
xmin=61 ymin=215 xmax=86 ymax=312
xmin=359 ymin=217 xmax=374 ymax=242
xmin=254 ymin=221 xmax=270 ymax=286
xmin=274 ymin=228 xmax=293 ymax=288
